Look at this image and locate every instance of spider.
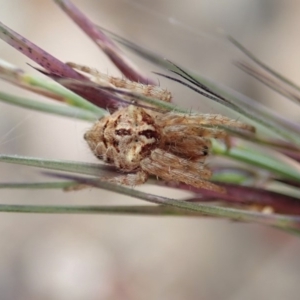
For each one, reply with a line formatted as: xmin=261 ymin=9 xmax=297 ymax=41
xmin=69 ymin=63 xmax=255 ymax=193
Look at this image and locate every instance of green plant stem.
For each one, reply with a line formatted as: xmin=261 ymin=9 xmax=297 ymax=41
xmin=23 ymin=75 xmax=106 ymax=116
xmin=0 ymin=91 xmax=97 ymax=121
xmin=212 ymin=140 xmax=300 ymax=181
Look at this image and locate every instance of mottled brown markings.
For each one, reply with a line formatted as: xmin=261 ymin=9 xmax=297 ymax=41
xmin=113 ymin=139 xmax=120 ymax=152
xmin=140 ymin=111 xmax=154 ymax=125
xmin=114 ymin=115 xmax=121 ymax=127
xmin=110 ymin=77 xmax=126 ymax=88
xmin=141 ymin=143 xmax=156 ymax=155
xmin=138 ymin=129 xmax=159 ymax=140
xmin=115 ymin=129 xmax=131 ymax=136
xmin=102 ymin=120 xmax=109 ymax=148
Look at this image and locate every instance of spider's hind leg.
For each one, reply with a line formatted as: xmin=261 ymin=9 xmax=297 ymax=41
xmin=103 ymin=171 xmax=148 ymax=186
xmin=64 ymin=171 xmax=148 ymax=192
xmin=162 ymin=124 xmax=229 ymax=159
xmin=141 ymin=149 xmax=225 ymax=193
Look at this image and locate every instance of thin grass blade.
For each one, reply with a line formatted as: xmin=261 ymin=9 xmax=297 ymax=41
xmin=45 ymin=172 xmax=300 ymax=230
xmin=0 ymin=91 xmax=99 ymax=121
xmin=0 ymin=203 xmax=210 ymax=216
xmin=211 ymin=166 xmax=259 ymax=184
xmin=0 ymin=155 xmax=115 ymax=177
xmin=236 ymin=60 xmax=300 ymax=106
xmin=228 ymin=35 xmax=300 ymax=94
xmin=0 ymin=59 xmax=106 ymax=116
xmin=0 ymin=181 xmax=76 ymax=189
xmin=0 ymin=22 xmax=122 ymax=111
xmin=194 ymin=185 xmax=300 ymax=215
xmin=212 ymin=140 xmax=300 ymax=181
xmin=0 ymin=21 xmax=84 ymax=79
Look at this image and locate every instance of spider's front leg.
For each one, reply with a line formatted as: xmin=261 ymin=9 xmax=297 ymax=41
xmin=66 ymin=62 xmax=104 ymax=78
xmin=140 ymin=149 xmax=225 ymax=193
xmin=66 ymin=62 xmax=172 ymax=103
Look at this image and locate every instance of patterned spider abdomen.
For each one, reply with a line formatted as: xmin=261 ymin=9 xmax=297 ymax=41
xmin=84 ymin=105 xmax=161 ymax=171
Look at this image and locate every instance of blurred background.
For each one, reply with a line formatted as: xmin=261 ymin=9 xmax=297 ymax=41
xmin=0 ymin=0 xmax=300 ymax=299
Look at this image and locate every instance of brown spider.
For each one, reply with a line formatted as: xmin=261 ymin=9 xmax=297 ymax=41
xmin=69 ymin=63 xmax=254 ymax=193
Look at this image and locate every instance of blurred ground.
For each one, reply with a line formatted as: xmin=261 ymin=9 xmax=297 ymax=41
xmin=0 ymin=0 xmax=300 ymax=299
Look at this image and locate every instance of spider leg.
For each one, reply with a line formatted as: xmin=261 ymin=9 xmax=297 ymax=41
xmin=140 ymin=149 xmax=224 ymax=193
xmin=66 ymin=62 xmax=105 ymax=78
xmin=162 ymin=125 xmax=214 ymax=159
xmin=103 ymin=170 xmax=148 ymax=186
xmin=162 ymin=124 xmax=233 ymax=157
xmin=64 ymin=171 xmax=148 ymax=192
xmin=157 ymin=113 xmax=255 ymax=133
xmin=164 ymin=124 xmax=227 ymax=139
xmin=66 ymin=62 xmax=172 ymax=102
